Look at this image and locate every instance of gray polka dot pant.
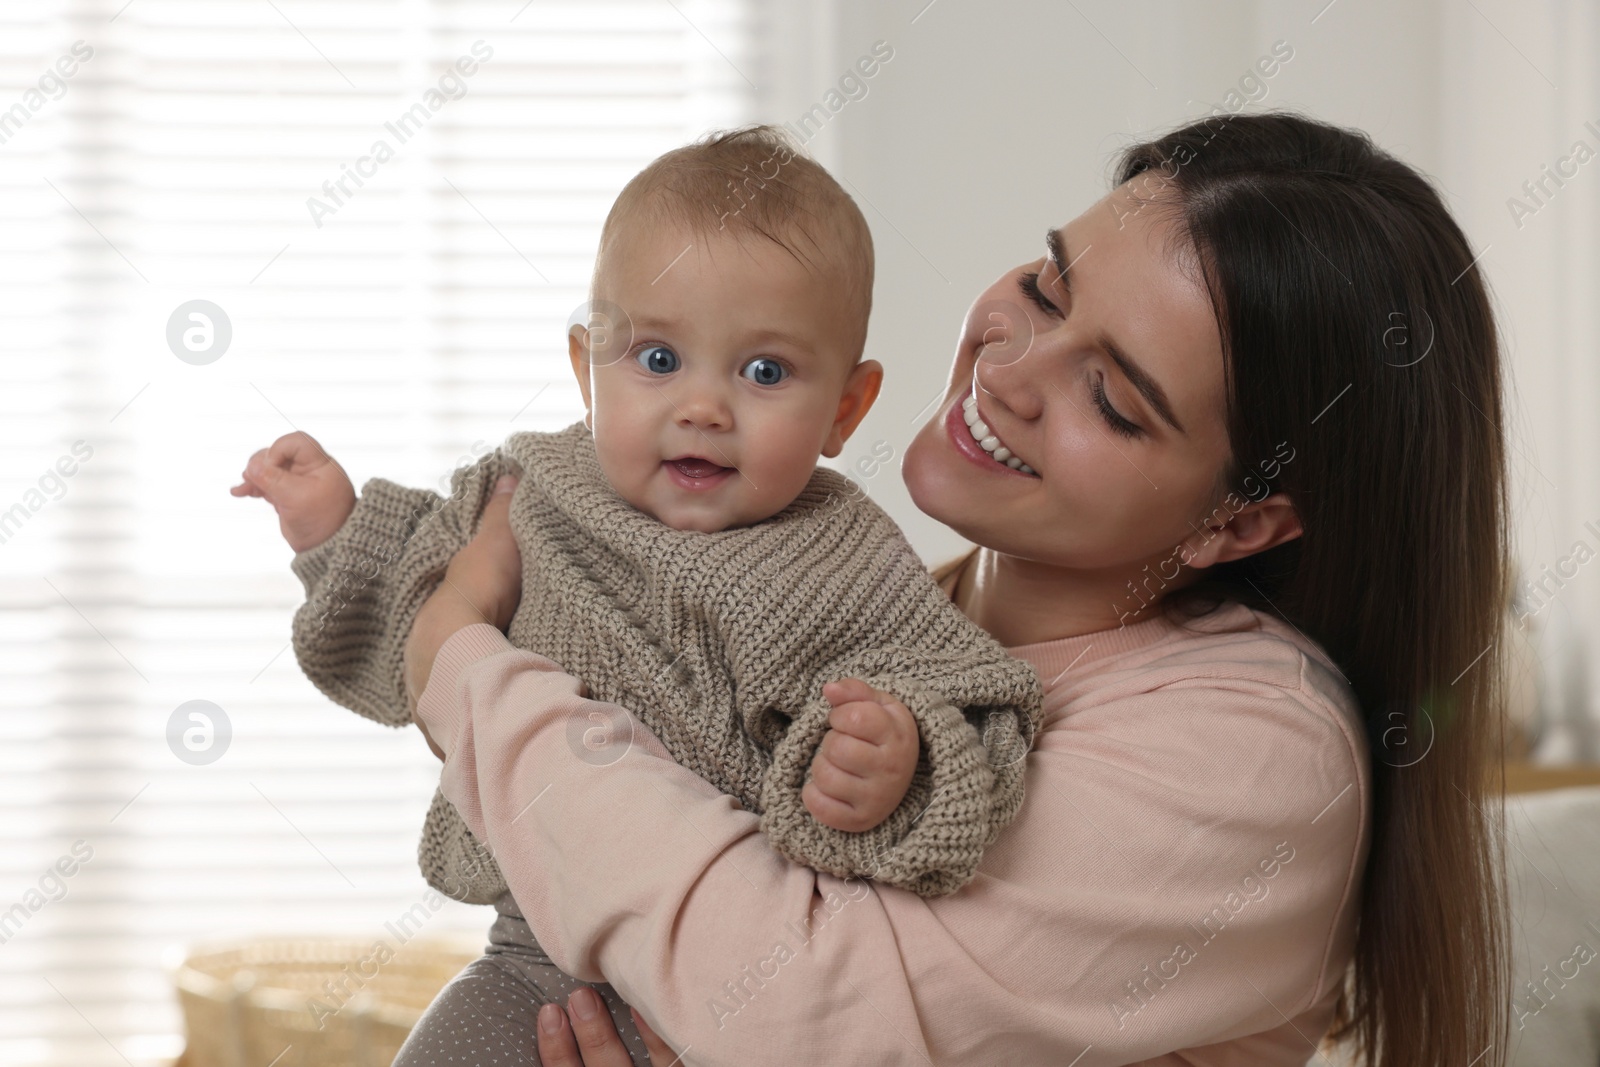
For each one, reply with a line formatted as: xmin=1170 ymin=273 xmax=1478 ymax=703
xmin=394 ymin=891 xmax=650 ymax=1066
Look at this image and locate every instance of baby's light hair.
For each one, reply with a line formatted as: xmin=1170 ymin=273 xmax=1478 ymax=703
xmin=593 ymin=125 xmax=875 ymax=345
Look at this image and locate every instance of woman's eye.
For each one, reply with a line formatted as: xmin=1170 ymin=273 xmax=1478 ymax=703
xmin=742 ymin=357 xmax=787 ymax=386
xmin=1017 ymin=271 xmax=1060 ymax=316
xmin=635 ymin=345 xmax=679 ymax=374
xmin=1091 ymin=373 xmax=1143 ymax=440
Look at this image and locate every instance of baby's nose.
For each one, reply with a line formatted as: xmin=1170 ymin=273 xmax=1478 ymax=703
xmin=675 ymin=392 xmax=733 ymax=430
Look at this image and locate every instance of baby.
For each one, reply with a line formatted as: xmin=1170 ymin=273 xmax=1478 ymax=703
xmin=234 ymin=126 xmax=1041 ymax=1063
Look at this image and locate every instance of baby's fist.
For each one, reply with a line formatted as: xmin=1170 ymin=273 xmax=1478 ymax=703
xmin=231 ymin=431 xmax=355 ymax=553
xmin=802 ymin=678 xmax=920 ymax=834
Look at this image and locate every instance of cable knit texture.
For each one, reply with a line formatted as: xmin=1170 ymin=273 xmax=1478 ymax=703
xmin=290 ymin=421 xmax=1042 ymax=903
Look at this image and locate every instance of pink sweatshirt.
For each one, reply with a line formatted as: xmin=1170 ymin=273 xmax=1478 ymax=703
xmin=415 ymin=600 xmax=1370 ymax=1066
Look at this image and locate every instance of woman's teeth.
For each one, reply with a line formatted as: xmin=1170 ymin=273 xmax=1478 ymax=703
xmin=963 ymin=395 xmax=1035 ymax=475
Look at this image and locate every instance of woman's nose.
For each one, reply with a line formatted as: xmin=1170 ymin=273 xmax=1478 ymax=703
xmin=967 ymin=297 xmax=1036 ymax=371
xmin=973 ymin=326 xmax=1046 ymax=422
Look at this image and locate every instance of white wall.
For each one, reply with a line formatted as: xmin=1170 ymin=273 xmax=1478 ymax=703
xmin=1435 ymin=0 xmax=1600 ymax=760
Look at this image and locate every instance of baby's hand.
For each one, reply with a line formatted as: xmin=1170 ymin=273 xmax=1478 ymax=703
xmin=803 ymin=678 xmax=919 ymax=834
xmin=231 ymin=431 xmax=356 ymax=553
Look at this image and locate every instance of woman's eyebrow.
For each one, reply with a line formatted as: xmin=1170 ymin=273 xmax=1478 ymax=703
xmin=1047 ymin=227 xmax=1186 ymax=436
xmin=1045 ymin=228 xmax=1073 ymax=286
xmin=1104 ymin=335 xmax=1185 ymax=434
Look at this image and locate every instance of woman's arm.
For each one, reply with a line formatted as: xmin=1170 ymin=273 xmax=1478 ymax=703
xmin=407 ymin=505 xmax=1370 ymax=1065
xmin=412 ymin=625 xmax=1368 ymax=1067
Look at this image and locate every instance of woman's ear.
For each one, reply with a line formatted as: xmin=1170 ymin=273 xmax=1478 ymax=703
xmin=568 ymin=327 xmax=594 ymax=430
xmin=1181 ymin=491 xmax=1302 ymax=569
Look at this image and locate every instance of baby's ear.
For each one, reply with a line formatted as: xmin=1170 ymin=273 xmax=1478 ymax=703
xmin=823 ymin=359 xmax=884 ymax=458
xmin=567 ymin=327 xmax=594 ymax=421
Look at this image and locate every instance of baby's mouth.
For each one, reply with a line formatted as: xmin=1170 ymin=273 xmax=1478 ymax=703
xmin=962 ymin=394 xmax=1036 ymax=475
xmin=666 ymin=456 xmax=733 ymax=479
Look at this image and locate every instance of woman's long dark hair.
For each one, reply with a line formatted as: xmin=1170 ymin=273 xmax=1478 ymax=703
xmin=1119 ymin=113 xmax=1511 ymax=1067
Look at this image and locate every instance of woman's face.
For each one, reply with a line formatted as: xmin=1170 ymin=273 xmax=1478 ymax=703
xmin=903 ymin=182 xmax=1234 ymax=581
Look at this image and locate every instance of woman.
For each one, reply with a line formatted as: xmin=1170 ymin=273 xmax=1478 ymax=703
xmin=404 ymin=113 xmax=1511 ymax=1066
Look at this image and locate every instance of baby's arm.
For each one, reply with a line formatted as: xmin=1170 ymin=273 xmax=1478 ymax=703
xmin=236 ymin=431 xmax=520 ymax=727
xmin=802 ymin=678 xmax=920 ymax=833
xmin=760 ymin=651 xmax=1041 ymax=898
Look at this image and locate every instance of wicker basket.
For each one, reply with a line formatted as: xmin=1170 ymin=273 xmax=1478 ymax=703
xmin=174 ymin=937 xmax=478 ymax=1067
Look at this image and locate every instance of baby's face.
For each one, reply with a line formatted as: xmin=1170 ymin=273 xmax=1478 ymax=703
xmin=571 ymin=223 xmax=873 ymax=533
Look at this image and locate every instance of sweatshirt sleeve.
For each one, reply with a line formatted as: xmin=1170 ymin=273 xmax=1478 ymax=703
xmin=755 ymin=656 xmax=1041 ymax=898
xmin=288 ymin=447 xmax=519 ymax=727
xmin=415 ymin=623 xmax=1370 ymax=1067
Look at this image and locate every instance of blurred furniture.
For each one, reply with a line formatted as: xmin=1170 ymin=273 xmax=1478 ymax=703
xmin=173 ymin=937 xmax=477 ymax=1067
xmin=1499 ymin=783 xmax=1600 ymax=1066
xmin=1319 ymin=775 xmax=1600 ymax=1067
xmin=1504 ymin=760 xmax=1600 ymax=794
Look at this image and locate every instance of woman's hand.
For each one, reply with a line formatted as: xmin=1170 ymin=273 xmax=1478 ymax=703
xmin=442 ymin=472 xmax=524 ymax=632
xmin=403 ymin=473 xmax=522 ymax=731
xmin=536 ymin=992 xmax=679 ymax=1067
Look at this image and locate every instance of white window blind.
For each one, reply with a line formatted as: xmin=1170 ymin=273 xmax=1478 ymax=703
xmin=0 ymin=1 xmax=757 ymax=1062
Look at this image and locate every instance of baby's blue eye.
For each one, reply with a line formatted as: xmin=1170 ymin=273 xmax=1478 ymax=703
xmin=635 ymin=345 xmax=679 ymax=374
xmin=742 ymin=357 xmax=787 ymax=386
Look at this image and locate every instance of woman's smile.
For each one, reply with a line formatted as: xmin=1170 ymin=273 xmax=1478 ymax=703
xmin=944 ymin=387 xmax=1039 ymax=478
xmin=962 ymin=390 xmax=1036 ymax=473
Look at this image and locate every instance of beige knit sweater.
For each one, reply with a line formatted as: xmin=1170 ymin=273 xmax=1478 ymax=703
xmin=289 ymin=421 xmax=1042 ymax=904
